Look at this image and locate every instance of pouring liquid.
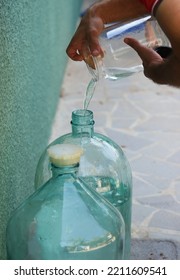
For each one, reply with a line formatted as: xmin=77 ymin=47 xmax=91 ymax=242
xmin=83 ymin=55 xmax=101 ymax=112
xmin=83 ymin=78 xmax=97 ymax=111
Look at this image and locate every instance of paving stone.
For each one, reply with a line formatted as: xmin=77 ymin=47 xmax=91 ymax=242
xmin=137 ymin=174 xmax=172 ymax=191
xmin=138 ymin=131 xmax=180 ymax=151
xmin=105 ymin=129 xmax=153 ymax=151
xmin=132 ymin=176 xmax=159 ymax=197
xmin=139 ymin=143 xmax=173 ymax=160
xmin=131 ymin=156 xmax=180 ymax=181
xmin=112 ymin=101 xmax=145 ymax=119
xmin=135 ymin=116 xmax=180 ymax=132
xmin=174 ymin=181 xmax=180 ymax=202
xmin=131 ymin=97 xmax=180 ymax=115
xmin=168 ymin=150 xmax=180 ymax=164
xmin=150 ymin=210 xmax=180 ymax=231
xmin=137 ymin=194 xmax=180 ymax=213
xmin=112 ymin=117 xmax=137 ymax=129
xmin=132 ymin=204 xmax=156 ymax=224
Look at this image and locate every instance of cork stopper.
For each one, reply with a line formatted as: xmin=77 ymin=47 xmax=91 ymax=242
xmin=47 ymin=144 xmax=84 ymax=167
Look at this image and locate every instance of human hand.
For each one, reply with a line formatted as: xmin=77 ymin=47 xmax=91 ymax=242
xmin=66 ymin=0 xmax=147 ymax=65
xmin=124 ymin=37 xmax=180 ymax=87
xmin=66 ymin=11 xmax=104 ymax=63
xmin=124 ymin=37 xmax=164 ymax=82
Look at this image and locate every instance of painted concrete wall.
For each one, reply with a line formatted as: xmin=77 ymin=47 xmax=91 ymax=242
xmin=0 ymin=0 xmax=82 ymax=259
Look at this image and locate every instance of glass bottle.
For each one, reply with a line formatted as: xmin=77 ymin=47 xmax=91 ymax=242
xmin=85 ymin=15 xmax=171 ymax=81
xmin=6 ymin=144 xmax=125 ymax=260
xmin=35 ymin=109 xmax=132 ymax=259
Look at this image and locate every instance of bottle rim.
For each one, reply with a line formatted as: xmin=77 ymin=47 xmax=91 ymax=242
xmin=71 ymin=109 xmax=94 ymax=126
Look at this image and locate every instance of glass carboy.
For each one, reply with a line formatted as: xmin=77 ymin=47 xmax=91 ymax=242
xmin=35 ymin=109 xmax=132 ymax=259
xmin=6 ymin=144 xmax=125 ymax=260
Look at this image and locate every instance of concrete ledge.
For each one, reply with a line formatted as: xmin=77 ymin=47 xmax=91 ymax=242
xmin=131 ymin=239 xmax=179 ymax=260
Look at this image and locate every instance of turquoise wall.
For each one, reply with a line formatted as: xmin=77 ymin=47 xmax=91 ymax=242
xmin=0 ymin=0 xmax=82 ymax=259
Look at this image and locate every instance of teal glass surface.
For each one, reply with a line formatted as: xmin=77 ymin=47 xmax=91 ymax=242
xmin=6 ymin=156 xmax=125 ymax=260
xmin=35 ymin=109 xmax=132 ymax=259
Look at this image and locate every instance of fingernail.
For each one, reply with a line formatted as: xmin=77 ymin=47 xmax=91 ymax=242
xmin=92 ymin=50 xmax=99 ymax=56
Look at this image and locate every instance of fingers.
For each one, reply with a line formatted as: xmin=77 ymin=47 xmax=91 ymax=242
xmin=87 ymin=36 xmax=103 ymax=57
xmin=66 ymin=15 xmax=104 ymax=62
xmin=124 ymin=37 xmax=163 ymax=65
xmin=66 ymin=48 xmax=83 ymax=62
xmin=86 ymin=17 xmax=105 ymax=57
xmin=124 ymin=37 xmax=166 ymax=82
xmin=66 ymin=34 xmax=103 ymax=63
xmin=66 ymin=34 xmax=84 ymax=61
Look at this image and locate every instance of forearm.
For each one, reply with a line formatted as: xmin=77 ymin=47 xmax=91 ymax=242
xmin=88 ymin=0 xmax=148 ymax=24
xmin=155 ymin=0 xmax=180 ymax=59
xmin=152 ymin=0 xmax=180 ymax=86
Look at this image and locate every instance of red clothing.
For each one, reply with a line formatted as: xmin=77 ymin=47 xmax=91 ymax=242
xmin=139 ymin=0 xmax=160 ymax=13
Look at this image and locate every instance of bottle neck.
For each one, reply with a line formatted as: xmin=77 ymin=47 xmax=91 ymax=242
xmin=71 ymin=109 xmax=94 ymax=138
xmin=51 ymin=163 xmax=79 ymax=178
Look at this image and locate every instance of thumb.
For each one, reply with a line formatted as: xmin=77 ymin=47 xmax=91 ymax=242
xmin=124 ymin=37 xmax=162 ymax=65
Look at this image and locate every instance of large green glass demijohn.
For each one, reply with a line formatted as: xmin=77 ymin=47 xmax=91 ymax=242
xmin=6 ymin=144 xmax=125 ymax=260
xmin=35 ymin=109 xmax=132 ymax=259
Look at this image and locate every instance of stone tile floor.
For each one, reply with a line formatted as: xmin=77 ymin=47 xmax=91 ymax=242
xmin=50 ymin=0 xmax=180 ymax=259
